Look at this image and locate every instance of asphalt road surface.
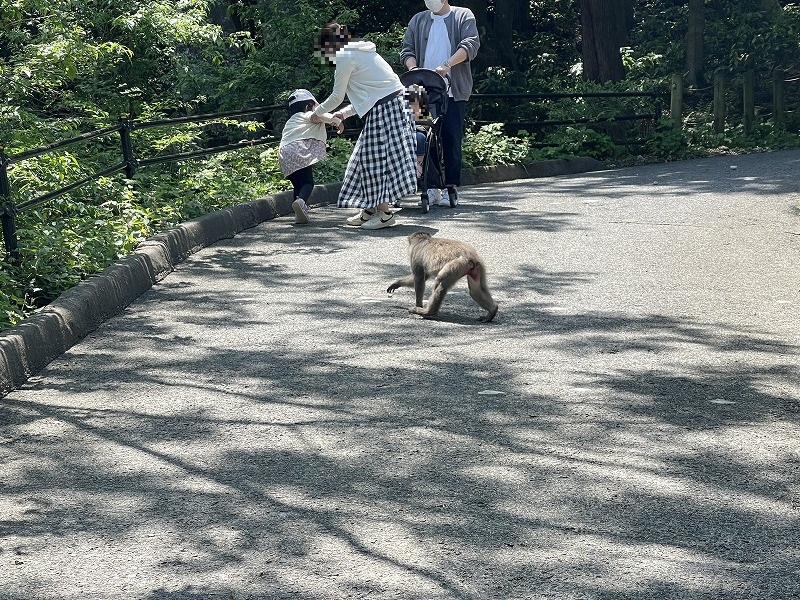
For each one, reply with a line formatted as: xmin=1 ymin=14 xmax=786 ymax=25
xmin=1 ymin=150 xmax=799 ymax=599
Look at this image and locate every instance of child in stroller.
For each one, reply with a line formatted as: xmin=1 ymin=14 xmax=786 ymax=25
xmin=399 ymin=68 xmax=456 ymax=213
xmin=404 ymin=84 xmax=429 ymax=180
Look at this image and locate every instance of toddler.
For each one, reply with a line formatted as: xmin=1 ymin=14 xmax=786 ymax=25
xmin=278 ymin=89 xmax=343 ymax=224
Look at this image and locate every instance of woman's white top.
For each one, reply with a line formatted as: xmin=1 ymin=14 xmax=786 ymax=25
xmin=315 ymin=41 xmax=404 ymax=119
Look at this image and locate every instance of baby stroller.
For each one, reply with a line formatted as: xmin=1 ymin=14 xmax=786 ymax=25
xmin=399 ymin=68 xmax=454 ymax=213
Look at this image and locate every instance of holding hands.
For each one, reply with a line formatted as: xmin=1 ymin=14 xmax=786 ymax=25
xmin=310 ymin=112 xmax=345 ymax=134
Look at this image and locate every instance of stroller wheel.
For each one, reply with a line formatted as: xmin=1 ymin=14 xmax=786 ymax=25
xmin=448 ymin=186 xmax=458 ymax=208
xmin=421 ymin=192 xmax=429 ymax=214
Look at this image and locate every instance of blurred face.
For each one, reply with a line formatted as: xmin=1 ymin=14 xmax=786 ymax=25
xmin=315 ymin=47 xmax=336 ymax=66
xmin=425 ymin=0 xmax=445 ymax=13
xmin=315 ymin=23 xmax=350 ymax=66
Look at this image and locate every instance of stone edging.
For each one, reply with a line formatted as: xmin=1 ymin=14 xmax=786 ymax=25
xmin=0 ymin=157 xmax=604 ymax=397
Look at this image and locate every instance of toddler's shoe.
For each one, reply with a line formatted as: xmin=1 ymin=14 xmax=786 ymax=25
xmin=292 ymin=198 xmax=310 ymax=224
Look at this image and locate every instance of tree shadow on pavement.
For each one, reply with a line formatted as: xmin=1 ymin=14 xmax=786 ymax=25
xmin=2 ymin=150 xmax=799 ymax=599
xmin=2 ymin=283 xmax=799 ymax=598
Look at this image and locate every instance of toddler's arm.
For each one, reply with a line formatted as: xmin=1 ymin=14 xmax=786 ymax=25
xmin=309 ymin=111 xmax=344 ymax=134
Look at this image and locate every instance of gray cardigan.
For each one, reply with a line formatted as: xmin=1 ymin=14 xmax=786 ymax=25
xmin=400 ymin=6 xmax=480 ymax=102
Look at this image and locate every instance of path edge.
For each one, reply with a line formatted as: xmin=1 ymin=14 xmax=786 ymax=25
xmin=0 ymin=157 xmax=604 ymax=397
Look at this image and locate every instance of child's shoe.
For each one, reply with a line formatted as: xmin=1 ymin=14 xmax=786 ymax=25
xmin=292 ymin=198 xmax=310 ymax=224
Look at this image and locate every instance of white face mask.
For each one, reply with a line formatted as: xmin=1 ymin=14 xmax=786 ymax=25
xmin=425 ymin=0 xmax=444 ymax=13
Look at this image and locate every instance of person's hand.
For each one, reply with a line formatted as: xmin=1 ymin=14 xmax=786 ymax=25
xmin=332 ymin=117 xmax=345 ymax=134
xmin=435 ymin=64 xmax=451 ymax=77
xmin=333 ymin=111 xmax=345 ymax=122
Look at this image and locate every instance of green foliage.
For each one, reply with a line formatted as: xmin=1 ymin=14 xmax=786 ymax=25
xmin=310 ymin=136 xmax=354 ymax=183
xmin=644 ymin=119 xmax=690 ymax=161
xmin=630 ymin=0 xmax=800 ymax=83
xmin=462 ymin=124 xmax=534 ymax=167
xmin=213 ymin=0 xmax=359 ymax=109
xmin=541 ymin=126 xmax=617 ymax=160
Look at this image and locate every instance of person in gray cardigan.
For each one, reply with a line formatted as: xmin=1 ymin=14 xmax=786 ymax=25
xmin=401 ymin=0 xmax=480 ymax=207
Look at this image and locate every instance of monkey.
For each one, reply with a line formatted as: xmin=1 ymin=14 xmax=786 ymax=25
xmin=387 ymin=231 xmax=499 ymax=322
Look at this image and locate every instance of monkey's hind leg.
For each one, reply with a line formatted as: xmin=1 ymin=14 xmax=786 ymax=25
xmin=410 ymin=257 xmax=471 ymax=318
xmin=466 ymin=265 xmax=499 ymax=322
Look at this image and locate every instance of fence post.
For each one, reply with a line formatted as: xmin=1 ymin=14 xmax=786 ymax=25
xmin=0 ymin=147 xmax=19 ymax=263
xmin=653 ymin=87 xmax=662 ymax=122
xmin=743 ymin=70 xmax=755 ymax=134
xmin=118 ymin=116 xmax=137 ymax=179
xmin=773 ymin=69 xmax=785 ymax=129
xmin=713 ymin=71 xmax=726 ymax=134
xmin=670 ymin=73 xmax=683 ymax=130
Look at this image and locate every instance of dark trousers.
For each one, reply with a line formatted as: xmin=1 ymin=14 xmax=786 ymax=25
xmin=426 ymin=99 xmax=466 ymax=188
xmin=287 ymin=165 xmax=314 ymax=201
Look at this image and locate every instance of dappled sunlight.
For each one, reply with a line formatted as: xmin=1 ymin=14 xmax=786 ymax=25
xmin=2 ymin=153 xmax=799 ymax=598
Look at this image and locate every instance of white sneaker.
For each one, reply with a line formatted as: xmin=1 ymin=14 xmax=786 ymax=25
xmin=346 ymin=209 xmax=375 ymax=226
xmin=438 ymin=188 xmax=451 ymax=207
xmin=292 ymin=198 xmax=309 ymax=224
xmin=360 ymin=210 xmax=395 ymax=229
xmin=426 ymin=188 xmax=441 ymax=205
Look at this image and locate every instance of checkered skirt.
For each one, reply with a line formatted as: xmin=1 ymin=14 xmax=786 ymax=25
xmin=338 ymin=96 xmax=417 ymax=209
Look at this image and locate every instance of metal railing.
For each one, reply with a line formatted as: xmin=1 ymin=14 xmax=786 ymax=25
xmin=0 ymin=104 xmax=284 ymax=262
xmin=469 ymin=89 xmax=662 ymax=145
xmin=0 ymin=88 xmax=663 ymax=261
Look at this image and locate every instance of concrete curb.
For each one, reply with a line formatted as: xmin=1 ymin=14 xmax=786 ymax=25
xmin=0 ymin=158 xmax=604 ymax=397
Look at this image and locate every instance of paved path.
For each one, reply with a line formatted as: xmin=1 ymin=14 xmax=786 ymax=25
xmin=2 ymin=151 xmax=799 ymax=599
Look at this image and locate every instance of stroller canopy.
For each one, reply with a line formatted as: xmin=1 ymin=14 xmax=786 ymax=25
xmin=400 ymin=68 xmax=449 ymax=118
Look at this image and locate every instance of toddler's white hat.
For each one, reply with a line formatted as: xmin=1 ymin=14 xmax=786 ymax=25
xmin=288 ymin=89 xmax=316 ymax=104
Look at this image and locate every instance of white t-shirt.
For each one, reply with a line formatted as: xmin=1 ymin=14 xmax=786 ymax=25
xmin=423 ymin=11 xmax=453 ymax=96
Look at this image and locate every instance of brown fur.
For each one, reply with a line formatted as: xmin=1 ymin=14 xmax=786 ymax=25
xmin=387 ymin=231 xmax=499 ymax=322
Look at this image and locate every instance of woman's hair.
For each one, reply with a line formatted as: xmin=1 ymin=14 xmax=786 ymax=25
xmin=288 ymin=100 xmax=315 ymax=117
xmin=314 ymin=22 xmax=352 ymax=54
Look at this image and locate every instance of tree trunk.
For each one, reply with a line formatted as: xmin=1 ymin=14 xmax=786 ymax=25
xmin=580 ymin=0 xmax=626 ymax=82
xmin=686 ymin=0 xmax=704 ymax=87
xmin=461 ymin=0 xmax=525 ymax=72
